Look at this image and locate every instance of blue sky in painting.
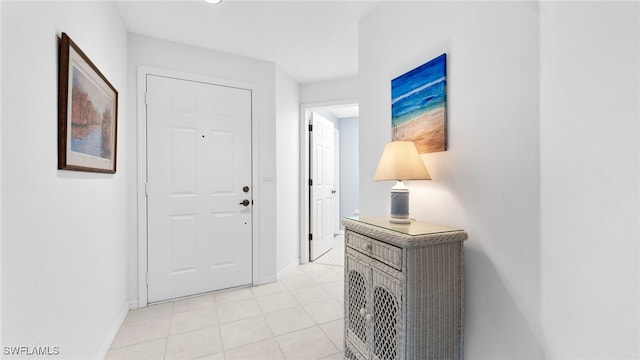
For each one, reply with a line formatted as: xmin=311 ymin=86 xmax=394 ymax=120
xmin=392 ymin=53 xmax=446 ymax=127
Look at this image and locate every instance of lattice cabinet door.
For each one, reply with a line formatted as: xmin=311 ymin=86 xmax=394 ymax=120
xmin=346 ymin=241 xmax=404 ymax=360
xmin=345 ymin=247 xmax=371 ymax=359
xmin=371 ymin=263 xmax=403 ymax=360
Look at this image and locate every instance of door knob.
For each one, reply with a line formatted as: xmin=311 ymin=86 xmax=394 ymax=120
xmin=239 ymin=199 xmax=250 ymax=207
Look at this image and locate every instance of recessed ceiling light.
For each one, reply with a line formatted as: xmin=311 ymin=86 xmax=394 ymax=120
xmin=204 ymin=0 xmax=222 ymax=4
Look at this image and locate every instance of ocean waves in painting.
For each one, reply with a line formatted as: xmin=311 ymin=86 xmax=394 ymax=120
xmin=392 ymin=79 xmax=445 ymax=128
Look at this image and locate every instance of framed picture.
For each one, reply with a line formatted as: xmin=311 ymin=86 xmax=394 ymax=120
xmin=58 ymin=32 xmax=118 ymax=173
xmin=391 ymin=53 xmax=447 ymax=154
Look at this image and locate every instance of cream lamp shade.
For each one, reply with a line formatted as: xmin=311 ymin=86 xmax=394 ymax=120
xmin=374 ymin=141 xmax=431 ymax=181
xmin=374 ymin=141 xmax=430 ymax=223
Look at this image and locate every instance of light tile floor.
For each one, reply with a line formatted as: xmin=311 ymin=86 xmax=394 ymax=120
xmin=107 ymin=262 xmax=345 ymax=360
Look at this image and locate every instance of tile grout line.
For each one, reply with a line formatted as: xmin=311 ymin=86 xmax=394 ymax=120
xmin=162 ymin=301 xmax=174 ymax=360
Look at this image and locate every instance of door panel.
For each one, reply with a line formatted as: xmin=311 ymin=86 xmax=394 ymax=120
xmin=310 ymin=112 xmax=336 ymax=260
xmin=147 ymin=75 xmax=252 ymax=303
xmin=168 ymin=215 xmax=197 ymax=274
xmin=169 ymin=128 xmax=197 ymax=194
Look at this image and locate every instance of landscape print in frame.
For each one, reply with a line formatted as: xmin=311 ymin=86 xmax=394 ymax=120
xmin=391 ymin=53 xmax=447 ymax=153
xmin=58 ymin=32 xmax=118 ymax=173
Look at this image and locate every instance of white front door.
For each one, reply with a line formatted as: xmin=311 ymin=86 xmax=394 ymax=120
xmin=310 ymin=112 xmax=336 ymax=260
xmin=146 ymin=74 xmax=252 ymax=303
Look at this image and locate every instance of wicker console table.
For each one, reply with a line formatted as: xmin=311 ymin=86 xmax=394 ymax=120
xmin=343 ymin=217 xmax=468 ymax=360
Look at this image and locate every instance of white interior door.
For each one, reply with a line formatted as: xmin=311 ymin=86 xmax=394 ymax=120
xmin=310 ymin=112 xmax=335 ymax=260
xmin=146 ymin=74 xmax=252 ymax=303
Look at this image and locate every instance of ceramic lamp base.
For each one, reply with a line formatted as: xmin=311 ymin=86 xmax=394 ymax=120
xmin=389 ymin=181 xmax=410 ymax=224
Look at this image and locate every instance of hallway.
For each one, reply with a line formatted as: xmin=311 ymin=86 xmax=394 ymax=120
xmin=107 ymin=263 xmax=344 ymax=359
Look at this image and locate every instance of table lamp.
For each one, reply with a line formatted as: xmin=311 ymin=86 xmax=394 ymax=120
xmin=373 ymin=141 xmax=431 ymax=223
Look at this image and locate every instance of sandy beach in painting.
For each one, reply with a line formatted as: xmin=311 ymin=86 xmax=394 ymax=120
xmin=392 ymin=107 xmax=446 ymax=153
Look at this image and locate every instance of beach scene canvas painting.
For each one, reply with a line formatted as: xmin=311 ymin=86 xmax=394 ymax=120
xmin=392 ymin=53 xmax=447 ymax=153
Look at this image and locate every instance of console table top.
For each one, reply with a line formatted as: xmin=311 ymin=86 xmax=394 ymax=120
xmin=343 ymin=216 xmax=468 ymax=246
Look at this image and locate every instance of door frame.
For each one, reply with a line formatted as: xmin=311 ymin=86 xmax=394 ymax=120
xmin=299 ymin=99 xmax=357 ymax=264
xmin=137 ymin=65 xmax=259 ymax=307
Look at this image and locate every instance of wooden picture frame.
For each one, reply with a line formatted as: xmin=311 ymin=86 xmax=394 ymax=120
xmin=58 ymin=32 xmax=118 ymax=173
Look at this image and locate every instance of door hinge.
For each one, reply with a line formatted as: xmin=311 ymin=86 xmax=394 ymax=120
xmin=145 ymin=182 xmax=150 ymax=196
xmin=309 ymin=233 xmax=312 ymax=241
xmin=309 ymin=179 xmax=313 ymax=186
xmin=145 ymin=272 xmax=149 ymax=286
xmin=144 ymin=92 xmax=150 ymax=105
xmin=308 ymin=124 xmax=313 ymax=131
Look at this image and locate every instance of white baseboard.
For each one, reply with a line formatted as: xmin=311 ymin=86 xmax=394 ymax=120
xmin=95 ymin=301 xmax=129 ymax=359
xmin=127 ymin=299 xmax=139 ymax=310
xmin=277 ymin=259 xmax=300 ymax=280
xmin=254 ymin=274 xmax=278 ymax=285
xmin=253 ymin=260 xmax=300 ymax=285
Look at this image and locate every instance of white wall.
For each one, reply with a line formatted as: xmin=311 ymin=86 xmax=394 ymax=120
xmin=339 ymin=117 xmax=359 ymax=220
xmin=539 ymin=2 xmax=639 ymax=358
xmin=316 ymin=110 xmax=339 ymax=127
xmin=1 ymin=2 xmax=129 ymax=358
xmin=360 ymin=2 xmax=544 ymax=358
xmin=360 ymin=1 xmax=640 ymax=359
xmin=300 ymin=76 xmax=358 ymax=105
xmin=276 ymin=67 xmax=301 ymax=275
xmin=126 ymin=34 xmax=279 ymax=301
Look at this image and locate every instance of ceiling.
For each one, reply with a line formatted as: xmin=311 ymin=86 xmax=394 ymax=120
xmin=114 ymin=0 xmax=380 ymax=84
xmin=329 ymin=104 xmax=359 ymax=119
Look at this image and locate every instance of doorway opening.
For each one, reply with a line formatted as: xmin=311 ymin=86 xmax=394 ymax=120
xmin=300 ymin=101 xmax=360 ymax=264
